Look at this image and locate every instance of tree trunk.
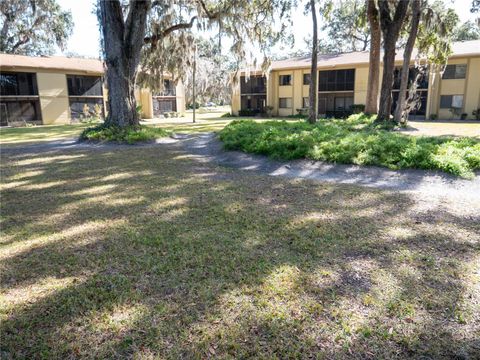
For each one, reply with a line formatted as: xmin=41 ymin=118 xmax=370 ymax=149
xmin=377 ymin=0 xmax=410 ymax=121
xmin=99 ymin=0 xmax=150 ymax=127
xmin=394 ymin=0 xmax=421 ymax=124
xmin=365 ymin=0 xmax=381 ymax=114
xmin=308 ymin=0 xmax=318 ymax=123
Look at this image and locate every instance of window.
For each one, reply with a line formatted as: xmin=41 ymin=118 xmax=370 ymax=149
xmin=153 ymin=80 xmax=176 ymax=96
xmin=240 ymin=95 xmax=266 ymax=113
xmin=317 ymin=94 xmax=354 ymax=117
xmin=153 ymin=98 xmax=177 ymax=115
xmin=69 ymin=97 xmax=104 ymax=119
xmin=0 ymin=100 xmax=41 ymax=124
xmin=67 ymin=75 xmax=103 ymax=96
xmin=318 ymin=69 xmax=355 ymax=91
xmin=393 ymin=67 xmax=429 ymax=90
xmin=279 ymin=75 xmax=292 ymax=86
xmin=240 ymin=75 xmax=266 ymax=94
xmin=303 ymin=97 xmax=309 ymax=107
xmin=0 ymin=72 xmax=41 ymax=125
xmin=334 ymin=96 xmax=354 ymax=112
xmin=440 ymin=95 xmax=464 ymax=109
xmin=0 ymin=72 xmax=38 ymax=96
xmin=442 ymin=64 xmax=467 ymax=79
xmin=303 ymin=74 xmax=311 ymax=85
xmin=154 ymin=79 xmax=176 ymax=96
xmin=279 ymin=97 xmax=292 ymax=108
xmin=66 ymin=75 xmax=104 ymax=120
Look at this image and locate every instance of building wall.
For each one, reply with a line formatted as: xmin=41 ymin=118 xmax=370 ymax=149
xmin=464 ymin=57 xmax=480 ymax=119
xmin=233 ymin=55 xmax=480 ymax=120
xmin=354 ymin=66 xmax=369 ymax=105
xmin=267 ymin=66 xmax=370 ymax=116
xmin=231 ymin=84 xmax=241 ymax=115
xmin=140 ymin=89 xmax=154 ymax=119
xmin=134 ymin=81 xmax=185 ymax=120
xmin=36 ymin=72 xmax=70 ymax=125
xmin=175 ymin=80 xmax=186 ymax=114
xmin=277 ymin=70 xmax=294 ymax=116
xmin=1 ymin=65 xmax=186 ymax=125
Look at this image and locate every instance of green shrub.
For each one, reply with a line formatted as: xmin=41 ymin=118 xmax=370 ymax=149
xmin=187 ymin=102 xmax=200 ymax=110
xmin=473 ymin=109 xmax=480 ymax=120
xmin=286 ymin=113 xmax=308 ymax=119
xmin=351 ymin=104 xmax=365 ymax=114
xmin=80 ymin=125 xmax=170 ymax=144
xmin=136 ymin=105 xmax=143 ymax=118
xmin=296 ymin=108 xmax=309 ymax=116
xmin=238 ymin=109 xmax=258 ymax=116
xmin=219 ymin=115 xmax=480 ymax=178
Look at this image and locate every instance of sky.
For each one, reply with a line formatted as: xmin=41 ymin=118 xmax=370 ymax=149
xmin=55 ymin=0 xmax=479 ymax=59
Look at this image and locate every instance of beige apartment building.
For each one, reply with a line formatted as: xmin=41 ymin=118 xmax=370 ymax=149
xmin=0 ymin=53 xmax=185 ymax=126
xmin=232 ymin=40 xmax=480 ymax=120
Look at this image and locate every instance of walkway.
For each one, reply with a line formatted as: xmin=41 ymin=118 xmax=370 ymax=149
xmin=3 ymin=132 xmax=479 ymax=213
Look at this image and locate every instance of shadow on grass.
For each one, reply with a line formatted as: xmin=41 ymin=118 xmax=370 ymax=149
xmin=0 ymin=123 xmax=92 ymax=145
xmin=1 ymin=143 xmax=479 ymax=358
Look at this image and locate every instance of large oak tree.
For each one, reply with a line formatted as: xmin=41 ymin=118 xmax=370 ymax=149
xmin=98 ymin=0 xmax=292 ymax=127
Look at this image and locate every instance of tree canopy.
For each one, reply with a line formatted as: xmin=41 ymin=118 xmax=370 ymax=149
xmin=98 ymin=0 xmax=293 ymax=126
xmin=182 ymin=37 xmax=234 ymax=106
xmin=319 ymin=0 xmax=369 ymax=52
xmin=453 ymin=20 xmax=480 ymax=41
xmin=0 ymin=0 xmax=73 ymax=55
xmin=136 ymin=0 xmax=294 ymax=94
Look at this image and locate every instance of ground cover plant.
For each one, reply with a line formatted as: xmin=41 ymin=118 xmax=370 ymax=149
xmin=1 ymin=141 xmax=479 ymax=358
xmin=80 ymin=124 xmax=171 ymax=144
xmin=219 ymin=114 xmax=480 ymax=178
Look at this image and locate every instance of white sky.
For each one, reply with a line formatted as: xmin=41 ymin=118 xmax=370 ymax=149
xmin=55 ymin=0 xmax=478 ymax=59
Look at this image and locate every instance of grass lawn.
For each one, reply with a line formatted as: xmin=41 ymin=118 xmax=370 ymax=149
xmin=1 ymin=143 xmax=479 ymax=358
xmin=0 ymin=117 xmax=235 ymax=147
xmin=220 ymin=115 xmax=480 ymax=178
xmin=401 ymin=120 xmax=480 ymax=138
xmin=0 ymin=123 xmax=92 ymax=146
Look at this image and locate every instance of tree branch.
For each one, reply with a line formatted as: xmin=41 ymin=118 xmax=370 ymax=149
xmin=196 ymin=0 xmax=219 ymax=20
xmin=162 ymin=16 xmax=198 ymax=37
xmin=144 ymin=0 xmax=222 ymax=47
xmin=144 ymin=16 xmax=197 ymax=46
xmin=11 ymin=36 xmax=30 ymax=53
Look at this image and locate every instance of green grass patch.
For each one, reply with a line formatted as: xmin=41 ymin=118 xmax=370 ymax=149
xmin=0 ymin=123 xmax=91 ymax=145
xmin=80 ymin=124 xmax=171 ymax=144
xmin=219 ymin=114 xmax=480 ymax=178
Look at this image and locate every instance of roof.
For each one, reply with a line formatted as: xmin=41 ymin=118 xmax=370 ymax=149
xmin=271 ymin=52 xmax=370 ymax=70
xmin=270 ymin=39 xmax=480 ymax=71
xmin=0 ymin=53 xmax=104 ymax=74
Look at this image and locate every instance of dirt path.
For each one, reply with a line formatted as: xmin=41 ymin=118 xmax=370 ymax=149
xmin=177 ymin=133 xmax=480 ymax=213
xmin=3 ymin=132 xmax=479 ymax=213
